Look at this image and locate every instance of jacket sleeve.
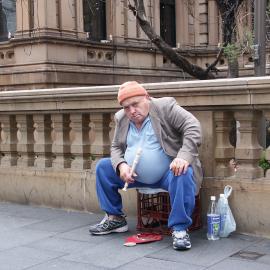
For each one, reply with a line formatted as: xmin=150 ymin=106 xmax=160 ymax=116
xmin=110 ymin=115 xmax=126 ymax=175
xmin=166 ymin=98 xmax=202 ymax=164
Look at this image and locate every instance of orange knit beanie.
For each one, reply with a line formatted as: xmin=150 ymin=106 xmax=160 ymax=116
xmin=118 ymin=81 xmax=148 ymax=104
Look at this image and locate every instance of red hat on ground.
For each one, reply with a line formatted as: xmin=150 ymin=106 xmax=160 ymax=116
xmin=118 ymin=81 xmax=148 ymax=104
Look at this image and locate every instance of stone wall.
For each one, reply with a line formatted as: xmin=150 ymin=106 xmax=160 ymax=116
xmin=1 ymin=77 xmax=270 ymax=237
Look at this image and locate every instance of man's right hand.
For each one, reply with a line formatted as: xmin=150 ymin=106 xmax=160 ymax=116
xmin=118 ymin=162 xmax=136 ymax=184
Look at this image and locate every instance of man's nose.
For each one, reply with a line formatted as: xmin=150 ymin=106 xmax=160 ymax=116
xmin=129 ymin=106 xmax=136 ymax=114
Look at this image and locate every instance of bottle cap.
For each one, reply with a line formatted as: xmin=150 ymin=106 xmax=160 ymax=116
xmin=220 ymin=194 xmax=225 ymax=198
xmin=210 ymin=196 xmax=216 ymax=200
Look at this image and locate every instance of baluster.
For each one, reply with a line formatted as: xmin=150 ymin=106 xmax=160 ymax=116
xmin=70 ymin=113 xmax=91 ymax=170
xmin=214 ymin=111 xmax=235 ymax=177
xmin=10 ymin=115 xmax=18 ymax=166
xmin=33 ymin=114 xmax=53 ymax=168
xmin=51 ymin=114 xmax=71 ymax=169
xmin=89 ymin=113 xmax=111 ymax=160
xmin=83 ymin=113 xmax=91 ymax=169
xmin=264 ymin=110 xmax=270 ymax=178
xmin=234 ymin=110 xmax=263 ymax=178
xmin=17 ymin=115 xmax=35 ymax=167
xmin=16 ymin=115 xmax=26 ymax=166
xmin=27 ymin=115 xmax=35 ymax=166
xmin=109 ymin=113 xmax=116 ymax=144
xmin=0 ymin=115 xmax=13 ymax=166
xmin=0 ymin=119 xmax=2 ymax=164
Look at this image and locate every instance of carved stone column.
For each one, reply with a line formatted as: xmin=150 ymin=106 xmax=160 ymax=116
xmin=109 ymin=113 xmax=116 ymax=144
xmin=10 ymin=116 xmax=18 ymax=166
xmin=0 ymin=115 xmax=13 ymax=166
xmin=264 ymin=110 xmax=270 ymax=178
xmin=107 ymin=0 xmax=124 ymax=42
xmin=16 ymin=115 xmax=28 ymax=167
xmin=89 ymin=113 xmax=111 ymax=160
xmin=234 ymin=110 xmax=264 ymax=178
xmin=69 ymin=113 xmax=91 ymax=170
xmin=16 ymin=115 xmax=35 ymax=167
xmin=33 ymin=114 xmax=53 ymax=168
xmin=214 ymin=111 xmax=235 ymax=177
xmin=176 ymin=0 xmax=189 ymax=47
xmin=208 ymin=0 xmax=219 ymax=46
xmin=51 ymin=114 xmax=71 ymax=169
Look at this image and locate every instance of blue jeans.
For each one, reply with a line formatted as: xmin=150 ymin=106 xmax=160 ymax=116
xmin=95 ymin=158 xmax=196 ymax=231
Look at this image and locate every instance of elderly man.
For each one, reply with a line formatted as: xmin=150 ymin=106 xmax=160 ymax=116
xmin=89 ymin=81 xmax=203 ymax=250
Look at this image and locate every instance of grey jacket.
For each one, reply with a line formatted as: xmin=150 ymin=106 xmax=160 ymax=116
xmin=111 ymin=97 xmax=203 ymax=194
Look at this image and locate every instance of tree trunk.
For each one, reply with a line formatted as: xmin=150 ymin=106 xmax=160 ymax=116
xmin=227 ymin=31 xmax=239 ymax=78
xmin=128 ymin=0 xmax=217 ymax=80
xmin=228 ymin=59 xmax=239 ymax=78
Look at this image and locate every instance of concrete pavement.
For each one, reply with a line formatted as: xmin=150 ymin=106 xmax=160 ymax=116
xmin=0 ymin=202 xmax=269 ymax=270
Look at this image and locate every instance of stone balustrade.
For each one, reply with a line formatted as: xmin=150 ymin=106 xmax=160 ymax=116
xmin=1 ymin=77 xmax=270 ymax=236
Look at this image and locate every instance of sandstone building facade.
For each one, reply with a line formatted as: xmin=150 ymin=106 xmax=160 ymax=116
xmin=0 ymin=0 xmax=265 ymax=90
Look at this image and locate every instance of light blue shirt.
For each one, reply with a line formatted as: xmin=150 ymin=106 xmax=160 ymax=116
xmin=124 ymin=117 xmax=172 ymax=184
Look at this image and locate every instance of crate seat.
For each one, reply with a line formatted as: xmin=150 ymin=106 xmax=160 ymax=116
xmin=136 ymin=188 xmax=202 ymax=235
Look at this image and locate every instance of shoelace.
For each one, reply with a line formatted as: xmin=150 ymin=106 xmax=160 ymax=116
xmin=173 ymin=231 xmax=187 ymax=239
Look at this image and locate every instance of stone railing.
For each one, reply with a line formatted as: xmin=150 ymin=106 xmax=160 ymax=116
xmin=1 ymin=77 xmax=270 ymax=236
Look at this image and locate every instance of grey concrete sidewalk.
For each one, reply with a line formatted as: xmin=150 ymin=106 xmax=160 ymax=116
xmin=0 ymin=202 xmax=269 ymax=270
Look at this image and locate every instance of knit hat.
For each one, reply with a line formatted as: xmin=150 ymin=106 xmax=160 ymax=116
xmin=118 ymin=81 xmax=148 ymax=104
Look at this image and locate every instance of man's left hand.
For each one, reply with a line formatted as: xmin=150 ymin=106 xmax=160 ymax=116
xmin=169 ymin=158 xmax=189 ymax=176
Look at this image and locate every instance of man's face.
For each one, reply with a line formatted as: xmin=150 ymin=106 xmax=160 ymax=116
xmin=122 ymin=95 xmax=150 ymax=127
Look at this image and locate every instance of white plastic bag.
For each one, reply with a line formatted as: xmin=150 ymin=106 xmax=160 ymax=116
xmin=219 ymin=185 xmax=236 ymax=237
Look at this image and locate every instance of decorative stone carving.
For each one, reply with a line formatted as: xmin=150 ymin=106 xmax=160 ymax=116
xmin=234 ymin=110 xmax=264 ymax=179
xmin=214 ymin=111 xmax=235 ymax=177
xmin=51 ymin=114 xmax=71 ymax=169
xmin=0 ymin=115 xmax=13 ymax=167
xmin=89 ymin=113 xmax=111 ymax=160
xmin=33 ymin=114 xmax=53 ymax=168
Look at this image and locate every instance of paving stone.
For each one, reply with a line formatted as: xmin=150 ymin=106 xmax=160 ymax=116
xmin=56 ymin=215 xmax=138 ymax=243
xmin=257 ymin=254 xmax=270 ymax=265
xmin=22 ymin=212 xmax=92 ymax=233
xmin=0 ymin=203 xmax=67 ymax=220
xmin=26 ymin=236 xmax=97 ymax=254
xmin=207 ymin=257 xmax=270 ymax=270
xmin=0 ymin=246 xmax=65 ymax=270
xmin=147 ymin=232 xmax=259 ymax=267
xmin=26 ymin=259 xmax=108 ymax=270
xmin=56 ymin=225 xmax=125 ymax=244
xmin=0 ymin=202 xmax=268 ymax=270
xmin=0 ymin=215 xmax=41 ymax=232
xmin=244 ymin=238 xmax=270 ymax=254
xmin=63 ymin=235 xmax=171 ymax=269
xmin=117 ymin=257 xmax=204 ymax=270
xmin=0 ymin=228 xmax=55 ymax=251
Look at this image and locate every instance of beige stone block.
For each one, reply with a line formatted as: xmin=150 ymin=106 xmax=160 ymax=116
xmin=215 ymin=148 xmax=235 ymax=158
xmin=235 ymin=148 xmax=262 ymax=160
xmin=235 ymin=164 xmax=263 ymax=179
xmin=193 ymin=111 xmax=214 ymax=177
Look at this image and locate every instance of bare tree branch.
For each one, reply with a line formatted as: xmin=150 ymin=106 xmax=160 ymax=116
xmin=205 ymin=48 xmax=224 ymax=74
xmin=128 ymin=0 xmax=217 ymax=80
xmin=215 ymin=0 xmax=245 ymax=44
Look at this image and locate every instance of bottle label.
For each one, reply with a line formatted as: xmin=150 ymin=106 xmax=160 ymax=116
xmin=207 ymin=214 xmax=220 ymax=236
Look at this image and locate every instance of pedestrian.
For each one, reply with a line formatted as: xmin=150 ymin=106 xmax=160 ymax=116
xmin=89 ymin=81 xmax=203 ymax=250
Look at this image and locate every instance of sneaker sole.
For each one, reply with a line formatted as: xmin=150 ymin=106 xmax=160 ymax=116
xmin=173 ymin=244 xmax=191 ymax=250
xmin=90 ymin=225 xmax=128 ymax=235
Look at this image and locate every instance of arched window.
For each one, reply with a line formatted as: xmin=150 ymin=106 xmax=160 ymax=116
xmin=160 ymin=0 xmax=176 ymax=47
xmin=83 ymin=0 xmax=106 ymax=41
xmin=0 ymin=0 xmax=16 ymax=41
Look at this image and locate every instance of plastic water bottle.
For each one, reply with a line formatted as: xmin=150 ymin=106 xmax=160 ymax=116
xmin=207 ymin=196 xmax=220 ymax=240
xmin=217 ymin=194 xmax=228 ymax=237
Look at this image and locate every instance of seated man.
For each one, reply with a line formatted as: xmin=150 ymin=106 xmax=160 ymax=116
xmin=89 ymin=81 xmax=203 ymax=251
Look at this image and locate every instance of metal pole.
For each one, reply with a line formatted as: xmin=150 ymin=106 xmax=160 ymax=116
xmin=254 ymin=0 xmax=267 ymax=76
